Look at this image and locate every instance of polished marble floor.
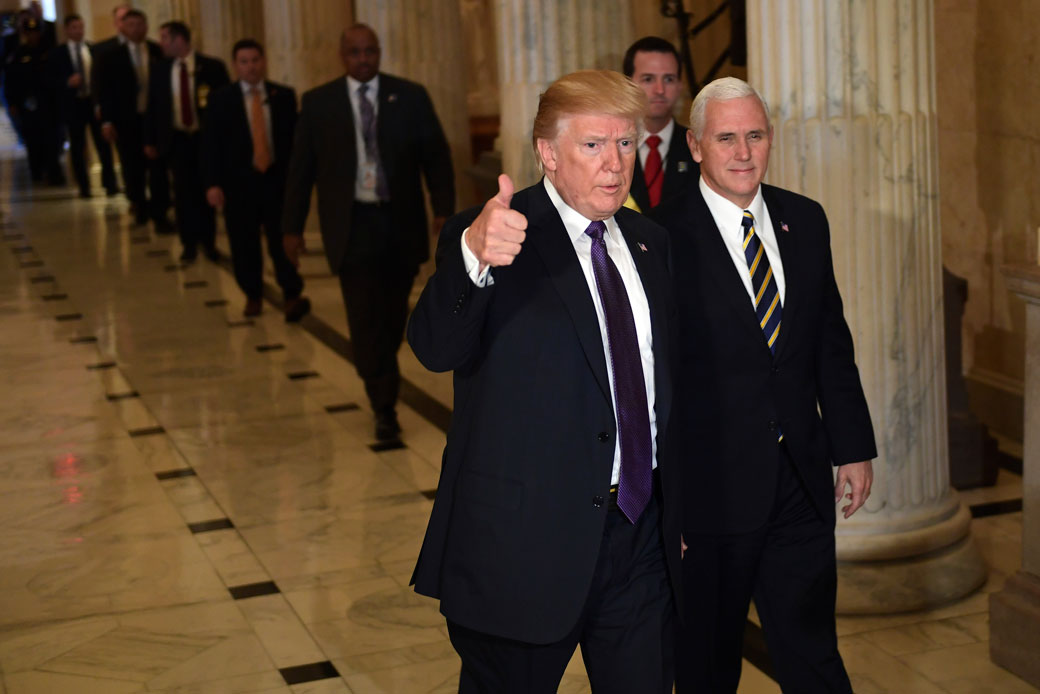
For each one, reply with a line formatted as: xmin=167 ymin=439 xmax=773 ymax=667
xmin=0 ymin=137 xmax=1036 ymax=693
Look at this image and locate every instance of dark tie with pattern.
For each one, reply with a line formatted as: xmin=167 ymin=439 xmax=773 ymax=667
xmin=357 ymin=83 xmax=388 ymax=200
xmin=741 ymin=210 xmax=782 ymax=352
xmin=71 ymin=43 xmax=86 ymax=97
xmin=584 ymin=221 xmax=653 ymax=523
xmin=742 ymin=211 xmax=784 ymax=442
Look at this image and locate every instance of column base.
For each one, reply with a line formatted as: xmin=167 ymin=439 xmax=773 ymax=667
xmin=990 ymin=571 xmax=1040 ymax=688
xmin=836 ymin=533 xmax=987 ymax=614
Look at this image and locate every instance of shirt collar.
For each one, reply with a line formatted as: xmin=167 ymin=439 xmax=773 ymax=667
xmin=698 ymin=175 xmax=765 ymax=235
xmin=542 ymin=176 xmax=619 ymax=244
xmin=346 ymin=74 xmax=379 ymax=98
xmin=640 ymin=117 xmax=675 ymax=148
xmin=177 ymin=51 xmax=195 ymax=70
xmin=240 ymin=79 xmax=266 ymax=97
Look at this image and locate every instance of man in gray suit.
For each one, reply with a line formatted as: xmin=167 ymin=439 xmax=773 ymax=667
xmin=282 ymin=23 xmax=454 ymax=441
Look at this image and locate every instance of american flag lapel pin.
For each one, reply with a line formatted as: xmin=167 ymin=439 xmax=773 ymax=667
xmin=637 ymin=242 xmax=648 ymax=253
xmin=388 ymin=93 xmax=397 ymax=103
xmin=780 ymin=221 xmax=790 ymax=233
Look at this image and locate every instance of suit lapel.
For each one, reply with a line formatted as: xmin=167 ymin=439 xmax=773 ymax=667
xmin=763 ymin=186 xmax=798 ymax=359
xmin=525 ymin=185 xmax=612 ymax=403
xmin=689 ymin=191 xmax=770 ymax=350
xmin=617 ymin=214 xmax=671 ymax=438
xmin=375 ymin=74 xmax=395 ymax=181
xmin=662 ymin=124 xmax=693 ymax=202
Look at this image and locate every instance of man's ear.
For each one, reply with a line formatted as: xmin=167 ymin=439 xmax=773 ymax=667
xmin=536 ymin=138 xmax=558 ymax=173
xmin=687 ymin=129 xmax=703 ymax=164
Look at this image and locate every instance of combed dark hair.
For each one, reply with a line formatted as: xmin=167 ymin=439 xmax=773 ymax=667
xmin=622 ymin=36 xmax=682 ymax=78
xmin=232 ymin=38 xmax=264 ymax=59
xmin=64 ymin=13 xmax=83 ymax=27
xmin=123 ymin=8 xmax=146 ymax=21
xmin=160 ymin=20 xmax=190 ymax=43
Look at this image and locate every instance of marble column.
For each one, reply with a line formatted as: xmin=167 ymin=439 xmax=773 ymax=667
xmin=494 ymin=0 xmax=634 ymax=186
xmin=260 ymin=0 xmax=351 ymax=94
xmin=990 ymin=264 xmax=1040 ymax=687
xmin=132 ymin=0 xmax=201 ymax=35
xmin=355 ymin=0 xmax=473 ymax=209
xmin=748 ymin=0 xmax=986 ymax=613
xmin=196 ymin=0 xmax=264 ymax=63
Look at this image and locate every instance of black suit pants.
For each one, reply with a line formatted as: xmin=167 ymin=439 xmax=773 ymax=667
xmin=676 ymin=447 xmax=851 ymax=694
xmin=115 ymin=115 xmax=169 ymax=223
xmin=170 ymin=130 xmax=215 ymax=254
xmin=22 ymin=107 xmax=63 ymax=184
xmin=337 ymin=203 xmax=416 ymax=416
xmin=64 ymin=98 xmax=117 ymax=194
xmin=447 ymin=494 xmax=674 ymax=693
xmin=224 ymin=170 xmax=302 ymax=301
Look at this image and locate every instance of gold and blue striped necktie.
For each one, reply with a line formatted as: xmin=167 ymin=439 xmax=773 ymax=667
xmin=743 ymin=210 xmax=784 ymax=442
xmin=742 ymin=210 xmax=782 ymax=354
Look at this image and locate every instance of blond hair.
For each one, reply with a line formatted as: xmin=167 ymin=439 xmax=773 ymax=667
xmin=532 ymin=70 xmax=647 ymax=165
xmin=688 ymin=77 xmax=770 ymax=139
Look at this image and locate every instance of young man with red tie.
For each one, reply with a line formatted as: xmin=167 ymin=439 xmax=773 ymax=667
xmin=622 ymin=36 xmax=698 ymax=213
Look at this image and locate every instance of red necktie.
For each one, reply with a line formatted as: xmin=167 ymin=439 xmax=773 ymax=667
xmin=179 ymin=61 xmax=194 ymax=128
xmin=644 ymin=134 xmax=663 ymax=208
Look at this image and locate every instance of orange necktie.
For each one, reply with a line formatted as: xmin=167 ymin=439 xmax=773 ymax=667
xmin=250 ymin=87 xmax=271 ymax=173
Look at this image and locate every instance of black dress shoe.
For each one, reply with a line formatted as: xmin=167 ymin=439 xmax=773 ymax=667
xmin=78 ymin=189 xmax=92 ymax=199
xmin=375 ymin=411 xmax=402 ymax=441
xmin=179 ymin=250 xmax=197 ymax=263
xmin=284 ymin=296 xmax=311 ymax=323
xmin=203 ymin=247 xmax=221 ymax=262
xmin=105 ymin=187 xmax=120 ymax=197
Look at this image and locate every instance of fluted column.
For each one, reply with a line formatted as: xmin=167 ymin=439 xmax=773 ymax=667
xmin=355 ymin=0 xmax=473 ymax=209
xmin=748 ymin=0 xmax=986 ymax=613
xmin=261 ymin=0 xmax=351 ymax=94
xmin=196 ymin=0 xmax=264 ymax=63
xmin=494 ymin=0 xmax=634 ymax=186
xmin=132 ymin=0 xmax=201 ymax=33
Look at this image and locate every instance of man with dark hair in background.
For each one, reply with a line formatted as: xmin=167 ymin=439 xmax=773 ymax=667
xmin=52 ymin=13 xmax=118 ymax=197
xmin=203 ymin=39 xmax=309 ymax=321
xmin=146 ymin=20 xmax=229 ymax=262
xmin=622 ymin=36 xmax=697 ymax=213
xmin=282 ymin=23 xmax=454 ymax=441
xmin=94 ymin=8 xmax=171 ymax=230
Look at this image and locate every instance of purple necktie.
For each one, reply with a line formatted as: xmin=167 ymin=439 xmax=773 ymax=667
xmin=357 ymin=83 xmax=389 ymax=200
xmin=585 ymin=221 xmax=653 ymax=523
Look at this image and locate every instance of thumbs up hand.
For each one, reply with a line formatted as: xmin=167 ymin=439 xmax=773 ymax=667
xmin=465 ymin=174 xmax=528 ymax=271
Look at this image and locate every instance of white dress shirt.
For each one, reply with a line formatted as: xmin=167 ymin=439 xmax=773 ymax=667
xmin=67 ymin=41 xmax=91 ymax=95
xmin=461 ymin=177 xmax=658 ymax=484
xmin=170 ymin=51 xmax=198 ymax=132
xmin=346 ymin=74 xmax=380 ymax=202
xmin=240 ymin=80 xmax=274 ymax=162
xmin=699 ymin=176 xmax=787 ymax=306
xmin=638 ymin=117 xmax=675 ymax=171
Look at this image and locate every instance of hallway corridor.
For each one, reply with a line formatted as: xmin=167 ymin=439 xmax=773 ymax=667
xmin=0 ymin=141 xmax=1034 ymax=693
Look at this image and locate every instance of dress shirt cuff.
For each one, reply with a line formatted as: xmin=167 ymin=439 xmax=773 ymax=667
xmin=460 ymin=228 xmax=494 ymax=287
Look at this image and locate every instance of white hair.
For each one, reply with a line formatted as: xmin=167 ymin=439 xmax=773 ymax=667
xmin=688 ymin=77 xmax=771 ymax=139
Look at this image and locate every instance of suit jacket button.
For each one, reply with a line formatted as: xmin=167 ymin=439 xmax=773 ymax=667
xmin=592 ymin=496 xmax=604 ymax=507
xmin=771 ymin=367 xmax=779 ymax=375
xmin=768 ymin=420 xmax=778 ymax=431
xmin=597 ymin=432 xmax=610 ymax=442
